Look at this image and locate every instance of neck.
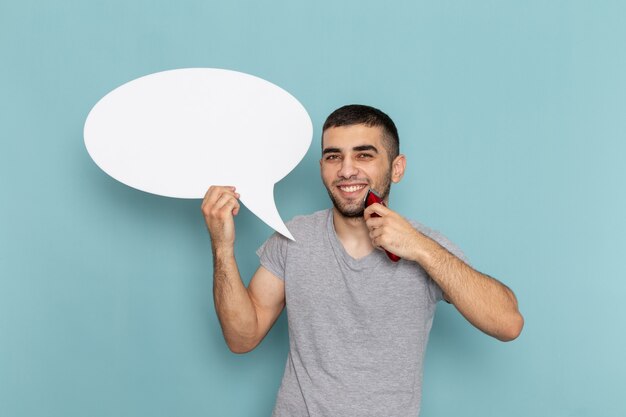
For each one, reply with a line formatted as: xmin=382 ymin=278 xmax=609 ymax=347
xmin=332 ymin=208 xmax=374 ymax=259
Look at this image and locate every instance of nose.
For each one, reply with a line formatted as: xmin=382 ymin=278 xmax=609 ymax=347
xmin=338 ymin=157 xmax=358 ymax=179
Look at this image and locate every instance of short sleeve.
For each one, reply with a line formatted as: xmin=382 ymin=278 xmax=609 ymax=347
xmin=429 ymin=231 xmax=469 ymax=265
xmin=256 ymin=232 xmax=288 ymax=280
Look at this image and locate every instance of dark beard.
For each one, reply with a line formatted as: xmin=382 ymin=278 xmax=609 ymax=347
xmin=326 ymin=189 xmax=364 ymax=218
xmin=325 ymin=174 xmax=392 ymax=218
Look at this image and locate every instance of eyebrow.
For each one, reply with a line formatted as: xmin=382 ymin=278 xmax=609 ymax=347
xmin=322 ymin=145 xmax=379 ymax=155
xmin=322 ymin=147 xmax=341 ymax=155
xmin=353 ymin=145 xmax=378 ymax=153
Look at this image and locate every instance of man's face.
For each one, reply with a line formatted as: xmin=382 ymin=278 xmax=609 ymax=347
xmin=320 ymin=124 xmax=403 ymax=218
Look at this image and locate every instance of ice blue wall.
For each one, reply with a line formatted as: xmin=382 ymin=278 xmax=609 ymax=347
xmin=2 ymin=1 xmax=625 ymax=416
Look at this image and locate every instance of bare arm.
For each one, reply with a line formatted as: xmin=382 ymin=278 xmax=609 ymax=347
xmin=411 ymin=237 xmax=523 ymax=341
xmin=202 ymin=186 xmax=285 ymax=353
xmin=364 ymin=203 xmax=524 ymax=342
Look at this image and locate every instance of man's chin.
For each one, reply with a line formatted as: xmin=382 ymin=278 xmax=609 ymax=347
xmin=326 ymin=189 xmax=366 ymax=218
xmin=336 ymin=208 xmax=364 ymax=218
xmin=332 ymin=202 xmax=364 ymax=218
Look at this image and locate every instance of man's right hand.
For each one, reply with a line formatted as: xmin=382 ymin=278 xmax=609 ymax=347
xmin=201 ymin=186 xmax=241 ymax=249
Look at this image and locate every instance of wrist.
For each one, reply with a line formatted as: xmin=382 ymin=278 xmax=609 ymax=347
xmin=408 ymin=231 xmax=434 ymax=265
xmin=212 ymin=242 xmax=235 ymax=258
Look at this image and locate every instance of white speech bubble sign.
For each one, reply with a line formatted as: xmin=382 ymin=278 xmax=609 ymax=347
xmin=84 ymin=68 xmax=313 ymax=240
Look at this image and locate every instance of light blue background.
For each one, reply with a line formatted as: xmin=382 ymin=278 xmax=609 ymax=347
xmin=1 ymin=1 xmax=625 ymax=416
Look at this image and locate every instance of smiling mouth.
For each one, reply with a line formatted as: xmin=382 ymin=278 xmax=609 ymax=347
xmin=337 ymin=184 xmax=367 ymax=193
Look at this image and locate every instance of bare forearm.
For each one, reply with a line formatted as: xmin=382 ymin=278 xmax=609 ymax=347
xmin=363 ymin=203 xmax=523 ymax=341
xmin=212 ymin=246 xmax=259 ymax=352
xmin=413 ymin=236 xmax=524 ymax=341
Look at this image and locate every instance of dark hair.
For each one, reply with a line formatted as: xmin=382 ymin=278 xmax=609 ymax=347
xmin=322 ymin=104 xmax=399 ymax=161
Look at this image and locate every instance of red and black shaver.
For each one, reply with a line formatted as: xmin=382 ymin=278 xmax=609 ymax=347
xmin=364 ymin=189 xmax=401 ymax=262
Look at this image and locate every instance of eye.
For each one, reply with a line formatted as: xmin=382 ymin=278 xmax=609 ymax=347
xmin=325 ymin=154 xmax=340 ymax=161
xmin=357 ymin=153 xmax=373 ymax=159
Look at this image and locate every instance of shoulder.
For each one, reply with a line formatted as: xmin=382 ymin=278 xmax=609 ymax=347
xmin=408 ymin=218 xmax=469 ymax=264
xmin=283 ymin=209 xmax=330 ymax=242
xmin=256 ymin=209 xmax=329 ymax=261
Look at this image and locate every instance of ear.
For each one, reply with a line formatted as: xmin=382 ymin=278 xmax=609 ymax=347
xmin=319 ymin=133 xmax=326 ymax=169
xmin=391 ymin=154 xmax=406 ymax=183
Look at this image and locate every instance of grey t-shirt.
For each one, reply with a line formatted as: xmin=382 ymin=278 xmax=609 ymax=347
xmin=257 ymin=209 xmax=466 ymax=417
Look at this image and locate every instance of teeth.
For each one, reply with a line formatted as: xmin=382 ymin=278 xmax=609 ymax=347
xmin=339 ymin=185 xmax=366 ymax=193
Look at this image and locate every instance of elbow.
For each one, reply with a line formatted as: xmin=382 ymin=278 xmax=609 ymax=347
xmin=497 ymin=313 xmax=524 ymax=342
xmin=228 ymin=345 xmax=255 ymax=354
xmin=225 ymin=337 xmax=260 ymax=354
xmin=221 ymin=316 xmax=261 ymax=354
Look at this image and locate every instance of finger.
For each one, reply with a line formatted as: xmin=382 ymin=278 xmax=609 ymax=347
xmin=202 ymin=186 xmax=213 ymax=206
xmin=363 ymin=205 xmax=377 ymax=221
xmin=221 ymin=198 xmax=241 ymax=217
xmin=369 ymin=226 xmax=384 ymax=241
xmin=214 ymin=192 xmax=239 ymax=211
xmin=204 ymin=185 xmax=236 ymax=201
xmin=225 ymin=186 xmax=239 ymax=198
xmin=214 ymin=193 xmax=241 ymax=217
xmin=371 ymin=233 xmax=390 ymax=250
xmin=202 ymin=185 xmax=223 ymax=207
xmin=370 ymin=235 xmax=383 ymax=250
xmin=364 ymin=203 xmax=390 ymax=219
xmin=203 ymin=189 xmax=236 ymax=219
xmin=365 ymin=216 xmax=384 ymax=230
xmin=202 ymin=186 xmax=237 ymax=209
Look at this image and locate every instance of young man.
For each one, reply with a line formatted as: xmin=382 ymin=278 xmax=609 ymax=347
xmin=202 ymin=105 xmax=523 ymax=417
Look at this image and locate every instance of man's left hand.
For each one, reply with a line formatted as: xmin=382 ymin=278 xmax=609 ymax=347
xmin=364 ymin=203 xmax=424 ymax=262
